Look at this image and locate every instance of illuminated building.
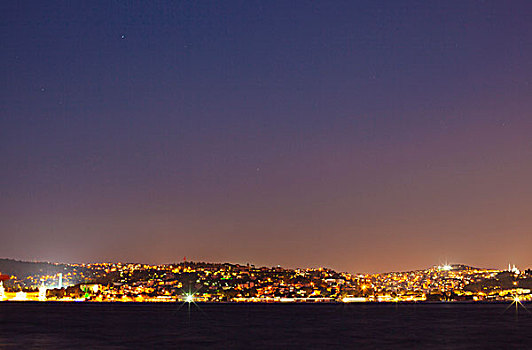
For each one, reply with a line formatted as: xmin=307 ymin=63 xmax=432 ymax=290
xmin=0 ymin=281 xmax=5 ymax=300
xmin=13 ymin=291 xmax=27 ymax=301
xmin=39 ymin=284 xmax=47 ymax=301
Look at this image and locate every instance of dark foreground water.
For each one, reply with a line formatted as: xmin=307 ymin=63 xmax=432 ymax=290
xmin=0 ymin=302 xmax=531 ymax=349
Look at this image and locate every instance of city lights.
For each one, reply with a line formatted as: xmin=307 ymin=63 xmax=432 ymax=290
xmin=0 ymin=259 xmax=530 ymax=303
xmin=438 ymin=264 xmax=452 ymax=271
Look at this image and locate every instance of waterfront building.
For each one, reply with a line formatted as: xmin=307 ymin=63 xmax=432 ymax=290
xmin=0 ymin=281 xmax=5 ymax=300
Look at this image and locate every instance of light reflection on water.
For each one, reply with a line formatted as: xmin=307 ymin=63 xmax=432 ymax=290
xmin=0 ymin=302 xmax=531 ymax=349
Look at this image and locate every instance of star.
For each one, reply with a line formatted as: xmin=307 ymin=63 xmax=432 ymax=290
xmin=121 ymin=34 xmax=126 ymax=39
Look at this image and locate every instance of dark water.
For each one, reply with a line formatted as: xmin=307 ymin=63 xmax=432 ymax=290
xmin=0 ymin=302 xmax=531 ymax=349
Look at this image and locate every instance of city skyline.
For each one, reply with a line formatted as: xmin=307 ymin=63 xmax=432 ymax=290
xmin=1 ymin=257 xmax=530 ymax=304
xmin=0 ymin=256 xmax=525 ymax=277
xmin=2 ymin=1 xmax=532 ymax=273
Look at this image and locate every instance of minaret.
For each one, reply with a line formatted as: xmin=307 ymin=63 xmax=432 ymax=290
xmin=0 ymin=281 xmax=5 ymax=300
xmin=58 ymin=273 xmax=63 ymax=289
xmin=39 ymin=283 xmax=47 ymax=301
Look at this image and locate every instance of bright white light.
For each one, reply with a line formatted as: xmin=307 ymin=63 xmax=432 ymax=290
xmin=440 ymin=264 xmax=452 ymax=271
xmin=185 ymin=294 xmax=194 ymax=303
xmin=13 ymin=291 xmax=27 ymax=301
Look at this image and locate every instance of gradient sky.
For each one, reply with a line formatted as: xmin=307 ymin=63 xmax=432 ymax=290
xmin=1 ymin=1 xmax=531 ymax=273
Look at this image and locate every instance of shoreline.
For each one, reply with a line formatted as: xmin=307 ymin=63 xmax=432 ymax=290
xmin=1 ymin=300 xmax=530 ymax=305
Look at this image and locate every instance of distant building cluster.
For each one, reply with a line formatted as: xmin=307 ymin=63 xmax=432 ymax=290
xmin=0 ymin=259 xmax=530 ymax=303
xmin=361 ymin=264 xmax=531 ymax=302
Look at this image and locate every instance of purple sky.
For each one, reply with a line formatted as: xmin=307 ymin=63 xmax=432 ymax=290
xmin=1 ymin=1 xmax=531 ymax=273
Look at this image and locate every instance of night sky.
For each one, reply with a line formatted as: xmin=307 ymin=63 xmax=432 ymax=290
xmin=1 ymin=1 xmax=531 ymax=273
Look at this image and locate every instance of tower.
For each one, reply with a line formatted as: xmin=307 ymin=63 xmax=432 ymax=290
xmin=39 ymin=284 xmax=47 ymax=301
xmin=58 ymin=273 xmax=63 ymax=289
xmin=0 ymin=281 xmax=5 ymax=300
